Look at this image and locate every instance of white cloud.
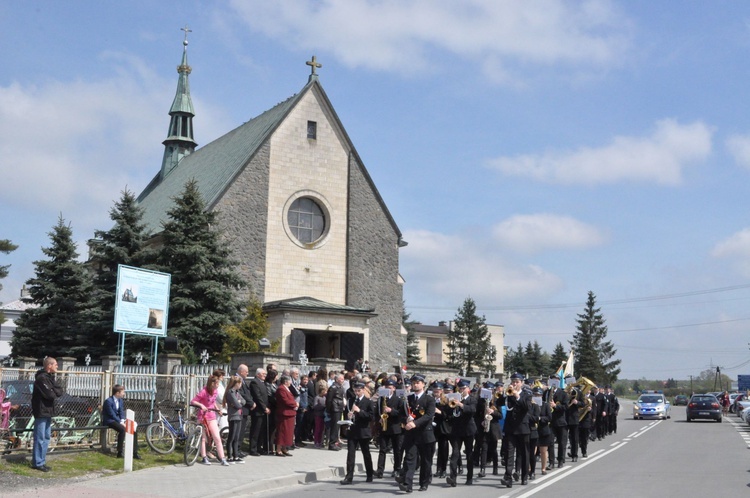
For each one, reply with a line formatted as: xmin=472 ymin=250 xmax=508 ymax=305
xmin=0 ymin=52 xmax=232 ymax=224
xmin=492 ymin=213 xmax=606 ymax=253
xmin=712 ymin=228 xmax=750 ymax=276
xmin=400 ymin=228 xmax=564 ymax=307
xmin=487 ymin=119 xmax=712 ymax=186
xmin=726 ymin=133 xmax=750 ymax=170
xmin=227 ymin=0 xmax=632 ymax=80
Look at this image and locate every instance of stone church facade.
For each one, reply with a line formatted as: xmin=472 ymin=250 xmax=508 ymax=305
xmin=136 ymin=42 xmax=405 ymax=371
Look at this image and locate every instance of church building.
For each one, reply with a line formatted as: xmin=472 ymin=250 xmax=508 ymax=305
xmin=136 ymin=35 xmax=406 ymax=371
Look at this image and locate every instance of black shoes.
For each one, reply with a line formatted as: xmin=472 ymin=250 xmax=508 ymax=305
xmin=248 ymin=451 xmax=261 ymax=457
xmin=446 ymin=476 xmax=457 ymax=487
xmin=500 ymin=477 xmax=512 ymax=488
xmin=557 ymin=462 xmax=564 ymax=468
xmin=522 ymin=479 xmax=528 ymax=485
xmin=395 ymin=475 xmax=405 ymax=484
xmin=513 ymin=472 xmax=519 ymax=482
xmin=478 ymin=470 xmax=486 ymax=478
xmin=31 ymin=465 xmax=50 ymax=473
xmin=366 ymin=476 xmax=374 ymax=483
xmin=340 ymin=479 xmax=353 ymax=485
xmin=571 ymin=456 xmax=578 ymax=462
xmin=398 ymin=483 xmax=412 ymax=493
xmin=465 ymin=478 xmax=473 ymax=485
xmin=418 ymin=485 xmax=428 ymax=491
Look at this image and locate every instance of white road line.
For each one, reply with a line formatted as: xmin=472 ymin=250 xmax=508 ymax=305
xmin=627 ymin=431 xmax=638 ymax=437
xmin=501 ymin=421 xmax=660 ymax=497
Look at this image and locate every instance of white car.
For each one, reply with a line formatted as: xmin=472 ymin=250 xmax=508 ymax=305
xmin=633 ymin=392 xmax=671 ymax=420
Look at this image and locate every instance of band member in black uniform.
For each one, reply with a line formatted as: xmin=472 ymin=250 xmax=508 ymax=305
xmin=549 ymin=375 xmax=569 ymax=468
xmin=527 ymin=385 xmax=541 ymax=480
xmin=499 ymin=373 xmax=532 ymax=488
xmin=533 ymin=385 xmax=552 ymax=475
xmin=594 ymin=385 xmax=609 ymax=440
xmin=340 ymin=381 xmax=375 ymax=485
xmin=474 ymin=381 xmax=501 ymax=478
xmin=564 ymin=376 xmax=581 ymax=462
xmin=396 ymin=374 xmax=436 ymax=493
xmin=431 ymin=382 xmax=451 ymax=479
xmin=606 ymin=386 xmax=619 ymax=435
xmin=376 ymin=379 xmax=404 ymax=478
xmin=445 ymin=379 xmax=477 ymax=487
xmin=579 ymin=387 xmax=595 ymax=458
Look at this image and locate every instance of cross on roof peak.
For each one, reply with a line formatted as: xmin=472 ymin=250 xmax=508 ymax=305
xmin=181 ymin=25 xmax=192 ymax=46
xmin=306 ymin=55 xmax=322 ymax=76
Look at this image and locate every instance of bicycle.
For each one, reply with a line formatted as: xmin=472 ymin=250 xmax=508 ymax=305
xmin=145 ymin=404 xmax=198 ymax=454
xmin=184 ymin=408 xmax=228 ymax=466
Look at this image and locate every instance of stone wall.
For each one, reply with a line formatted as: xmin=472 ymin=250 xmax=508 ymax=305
xmin=346 ymin=153 xmax=404 ymax=371
xmin=214 ymin=141 xmax=271 ymax=301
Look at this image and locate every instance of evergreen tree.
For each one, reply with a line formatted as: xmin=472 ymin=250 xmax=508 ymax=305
xmin=11 ymin=216 xmax=94 ymax=359
xmin=219 ymin=298 xmax=273 ymax=361
xmin=157 ymin=180 xmax=246 ymax=362
xmin=89 ymin=189 xmax=154 ymax=360
xmin=444 ymin=320 xmax=465 ymax=371
xmin=452 ymin=297 xmax=492 ymax=375
xmin=0 ymin=239 xmax=18 ymax=324
xmin=525 ymin=340 xmax=547 ymax=378
xmin=550 ymin=342 xmax=567 ymax=375
xmin=506 ymin=342 xmax=529 ymax=376
xmin=571 ymin=291 xmax=621 ymax=384
xmin=403 ymin=304 xmax=421 ymax=366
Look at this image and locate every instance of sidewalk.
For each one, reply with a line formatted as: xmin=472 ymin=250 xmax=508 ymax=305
xmin=4 ymin=446 xmax=356 ymax=498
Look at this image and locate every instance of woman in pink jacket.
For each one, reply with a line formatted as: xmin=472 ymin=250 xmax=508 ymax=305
xmin=191 ymin=375 xmax=229 ymax=466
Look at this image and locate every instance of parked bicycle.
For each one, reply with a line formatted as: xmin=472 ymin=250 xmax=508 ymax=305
xmin=145 ymin=404 xmax=198 ymax=454
xmin=184 ymin=408 xmax=228 ymax=466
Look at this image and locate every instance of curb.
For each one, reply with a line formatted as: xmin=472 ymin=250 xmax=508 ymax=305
xmin=207 ymin=463 xmax=363 ymax=497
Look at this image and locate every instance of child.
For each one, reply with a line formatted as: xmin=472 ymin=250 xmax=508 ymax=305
xmin=313 ymin=384 xmax=328 ymax=448
xmin=224 ymin=375 xmax=246 ymax=463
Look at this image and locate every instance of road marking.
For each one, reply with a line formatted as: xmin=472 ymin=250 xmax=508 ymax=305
xmin=501 ymin=421 xmax=660 ymax=498
xmin=627 ymin=431 xmax=638 ymax=437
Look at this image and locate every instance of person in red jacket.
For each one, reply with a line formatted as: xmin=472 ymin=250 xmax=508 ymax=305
xmin=275 ymin=375 xmax=299 ymax=456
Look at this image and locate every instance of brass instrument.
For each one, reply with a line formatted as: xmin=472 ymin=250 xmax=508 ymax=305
xmin=493 ymin=391 xmax=502 ymax=399
xmin=482 ymin=400 xmax=493 ymax=432
xmin=573 ymin=376 xmax=596 ymax=422
xmin=449 ymin=398 xmax=459 ymax=408
xmin=505 ymin=386 xmax=515 ymax=396
xmin=380 ymin=394 xmax=388 ymax=431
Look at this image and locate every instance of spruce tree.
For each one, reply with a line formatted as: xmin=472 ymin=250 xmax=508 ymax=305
xmin=89 ymin=189 xmax=153 ymax=359
xmin=444 ymin=320 xmax=465 ymax=371
xmin=11 ymin=216 xmax=93 ymax=360
xmin=550 ymin=342 xmax=567 ymax=375
xmin=403 ymin=305 xmax=421 ymax=366
xmin=571 ymin=291 xmax=621 ymax=384
xmin=0 ymin=239 xmax=18 ymax=324
xmin=157 ymin=180 xmax=245 ymax=362
xmin=452 ymin=297 xmax=492 ymax=375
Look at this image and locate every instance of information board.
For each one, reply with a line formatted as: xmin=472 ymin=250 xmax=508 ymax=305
xmin=738 ymin=375 xmax=750 ymax=391
xmin=113 ymin=265 xmax=171 ymax=337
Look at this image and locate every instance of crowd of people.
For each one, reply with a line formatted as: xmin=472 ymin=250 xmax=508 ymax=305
xmin=185 ymin=362 xmax=621 ymax=493
xmin=25 ymin=356 xmax=622 ymax=492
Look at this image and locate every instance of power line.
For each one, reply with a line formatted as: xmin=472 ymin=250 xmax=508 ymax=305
xmin=408 ymin=283 xmax=750 ymax=312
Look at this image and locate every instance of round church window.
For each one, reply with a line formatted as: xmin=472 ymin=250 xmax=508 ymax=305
xmin=287 ymin=196 xmax=326 ymax=244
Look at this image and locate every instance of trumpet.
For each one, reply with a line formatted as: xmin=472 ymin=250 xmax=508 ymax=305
xmin=493 ymin=391 xmax=502 ymax=399
xmin=380 ymin=395 xmax=388 ymax=431
xmin=505 ymin=386 xmax=515 ymax=396
xmin=449 ymin=398 xmax=459 ymax=408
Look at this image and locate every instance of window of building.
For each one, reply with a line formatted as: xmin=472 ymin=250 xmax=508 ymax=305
xmin=287 ymin=197 xmax=326 ymax=244
xmin=307 ymin=120 xmax=317 ymax=139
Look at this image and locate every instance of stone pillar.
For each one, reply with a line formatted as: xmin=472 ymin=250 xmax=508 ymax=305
xmin=16 ymin=356 xmax=36 ymax=379
xmin=58 ymin=356 xmax=77 ymax=371
xmin=157 ymin=353 xmax=183 ymax=375
xmin=101 ymin=355 xmax=120 ymax=373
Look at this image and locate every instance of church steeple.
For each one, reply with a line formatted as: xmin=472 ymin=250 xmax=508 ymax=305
xmin=160 ymin=26 xmax=197 ymax=179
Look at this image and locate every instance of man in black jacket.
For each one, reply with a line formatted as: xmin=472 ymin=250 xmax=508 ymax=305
xmin=397 ymin=374 xmax=436 ymax=493
xmin=375 ymin=379 xmax=404 ymax=478
xmin=248 ymin=368 xmax=269 ymax=456
xmin=565 ymin=376 xmax=581 ymax=462
xmin=549 ymin=376 xmax=569 ymax=468
xmin=499 ymin=373 xmax=532 ymax=488
xmin=236 ymin=364 xmax=255 ymax=457
xmin=432 ymin=382 xmax=451 ymax=479
xmin=31 ymin=357 xmax=64 ymax=472
xmin=326 ymin=373 xmax=345 ymax=450
xmin=447 ymin=379 xmax=477 ymax=486
xmin=594 ymin=385 xmax=609 ymax=440
xmin=340 ymin=381 xmax=375 ymax=484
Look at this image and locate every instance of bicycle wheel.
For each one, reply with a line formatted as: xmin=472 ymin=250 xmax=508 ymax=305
xmin=219 ymin=426 xmax=229 ymax=450
xmin=146 ymin=422 xmax=176 ymax=454
xmin=183 ymin=420 xmax=199 ymax=438
xmin=184 ymin=426 xmax=203 ymax=466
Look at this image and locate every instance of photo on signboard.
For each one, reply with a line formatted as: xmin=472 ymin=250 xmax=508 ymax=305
xmin=147 ymin=309 xmax=164 ymax=329
xmin=121 ymin=284 xmax=138 ymax=303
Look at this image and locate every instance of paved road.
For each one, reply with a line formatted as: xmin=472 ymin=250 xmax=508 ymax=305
xmin=263 ymin=406 xmax=750 ymax=498
xmin=5 ymin=406 xmax=749 ymax=498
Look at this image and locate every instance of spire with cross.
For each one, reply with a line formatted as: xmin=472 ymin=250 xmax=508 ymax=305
xmin=306 ymin=55 xmax=322 ymax=82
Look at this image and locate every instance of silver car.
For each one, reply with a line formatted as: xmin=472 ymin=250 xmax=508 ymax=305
xmin=633 ymin=393 xmax=671 ymax=420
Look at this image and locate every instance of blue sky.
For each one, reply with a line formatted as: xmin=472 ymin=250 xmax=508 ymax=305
xmin=2 ymin=1 xmax=750 ymax=380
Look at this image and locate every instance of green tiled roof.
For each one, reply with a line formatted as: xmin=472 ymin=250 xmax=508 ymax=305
xmin=137 ymin=83 xmax=310 ymax=234
xmin=263 ymin=296 xmax=376 ymax=316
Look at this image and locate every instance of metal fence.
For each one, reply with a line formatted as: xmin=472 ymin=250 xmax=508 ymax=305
xmin=0 ymin=365 xmax=228 ymax=455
